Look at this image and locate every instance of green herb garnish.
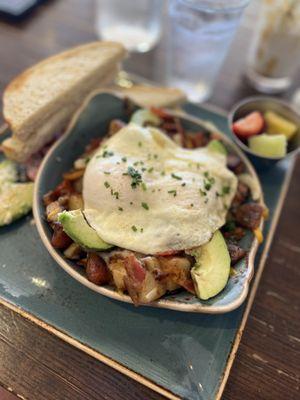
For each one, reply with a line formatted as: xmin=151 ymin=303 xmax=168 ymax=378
xmin=171 ymin=173 xmax=182 ymax=180
xmin=102 ymin=150 xmax=114 ymax=158
xmin=131 ymin=225 xmax=137 ymax=232
xmin=168 ymin=190 xmax=177 ymax=197
xmin=141 ymin=202 xmax=149 ymax=210
xmin=104 ymin=181 xmax=110 ymax=188
xmin=127 ymin=166 xmax=142 ymax=189
xmin=222 ymin=186 xmax=231 ymax=195
xmin=118 ymin=207 xmax=123 ymax=211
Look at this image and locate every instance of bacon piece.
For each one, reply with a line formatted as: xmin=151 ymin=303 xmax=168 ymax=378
xmin=124 ymin=254 xmax=146 ymax=283
xmin=122 ymin=254 xmax=166 ymax=305
xmin=43 ymin=180 xmax=74 ymax=206
xmin=150 ymin=107 xmax=173 ymax=120
xmin=155 ymin=249 xmax=182 ymax=257
xmin=181 ymin=279 xmax=196 ymax=294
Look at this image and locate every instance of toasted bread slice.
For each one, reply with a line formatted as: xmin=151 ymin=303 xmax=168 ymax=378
xmin=3 ymin=41 xmax=126 ymax=144
xmin=119 ymin=85 xmax=186 ymax=108
xmin=2 ymin=65 xmax=119 ymax=162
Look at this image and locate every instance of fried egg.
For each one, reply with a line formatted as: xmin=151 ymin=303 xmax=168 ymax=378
xmin=83 ymin=123 xmax=237 ymax=254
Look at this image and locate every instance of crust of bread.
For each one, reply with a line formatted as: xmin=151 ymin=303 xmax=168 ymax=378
xmin=3 ymin=41 xmax=126 ymax=140
xmin=119 ymin=85 xmax=186 ymax=108
xmin=2 ymin=67 xmax=118 ymax=162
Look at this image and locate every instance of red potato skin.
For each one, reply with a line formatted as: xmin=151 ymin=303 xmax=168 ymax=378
xmin=51 ymin=224 xmax=73 ymax=249
xmin=86 ymin=253 xmax=111 ymax=285
xmin=235 ymin=203 xmax=264 ymax=230
xmin=232 ymin=111 xmax=265 ymax=139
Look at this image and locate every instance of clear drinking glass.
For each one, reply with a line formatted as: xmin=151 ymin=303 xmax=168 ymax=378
xmin=246 ymin=0 xmax=300 ymax=93
xmin=166 ymin=0 xmax=251 ymax=102
xmin=95 ymin=0 xmax=164 ymax=53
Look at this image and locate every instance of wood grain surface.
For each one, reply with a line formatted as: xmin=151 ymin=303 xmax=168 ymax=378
xmin=0 ymin=1 xmax=299 ymax=400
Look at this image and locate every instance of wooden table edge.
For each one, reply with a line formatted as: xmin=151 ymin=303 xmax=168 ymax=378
xmin=216 ymin=155 xmax=296 ymax=399
xmin=0 ymin=157 xmax=295 ymax=400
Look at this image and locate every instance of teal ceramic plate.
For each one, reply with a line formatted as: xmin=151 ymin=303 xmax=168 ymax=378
xmin=0 ymin=96 xmax=292 ymax=400
xmin=33 ymin=92 xmax=264 ymax=313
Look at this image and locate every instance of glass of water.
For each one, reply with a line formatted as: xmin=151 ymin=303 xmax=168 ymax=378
xmin=166 ymin=0 xmax=251 ymax=102
xmin=95 ymin=0 xmax=164 ymax=53
xmin=246 ymin=0 xmax=300 ymax=93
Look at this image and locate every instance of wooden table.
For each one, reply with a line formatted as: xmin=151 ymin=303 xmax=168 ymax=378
xmin=0 ymin=1 xmax=299 ymax=399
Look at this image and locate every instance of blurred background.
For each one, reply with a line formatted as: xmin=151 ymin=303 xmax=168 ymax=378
xmin=0 ymin=0 xmax=300 ymax=111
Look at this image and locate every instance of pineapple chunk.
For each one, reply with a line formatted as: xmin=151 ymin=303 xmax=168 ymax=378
xmin=264 ymin=111 xmax=297 ymax=140
xmin=248 ymin=134 xmax=287 ymax=158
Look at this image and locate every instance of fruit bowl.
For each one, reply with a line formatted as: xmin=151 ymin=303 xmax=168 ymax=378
xmin=228 ymin=96 xmax=300 ymax=170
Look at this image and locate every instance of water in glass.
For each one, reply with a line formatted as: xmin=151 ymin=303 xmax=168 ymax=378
xmin=95 ymin=0 xmax=163 ymax=53
xmin=166 ymin=0 xmax=250 ymax=102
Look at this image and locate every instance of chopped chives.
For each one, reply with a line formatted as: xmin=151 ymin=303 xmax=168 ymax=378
xmin=171 ymin=173 xmax=182 ymax=180
xmin=141 ymin=202 xmax=149 ymax=210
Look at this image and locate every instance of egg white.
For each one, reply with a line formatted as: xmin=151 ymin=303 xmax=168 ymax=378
xmin=83 ymin=123 xmax=237 ymax=254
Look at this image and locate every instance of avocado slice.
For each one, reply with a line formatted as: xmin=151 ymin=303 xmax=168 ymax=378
xmin=207 ymin=139 xmax=227 ymax=155
xmin=186 ymin=230 xmax=230 ymax=300
xmin=0 ymin=182 xmax=34 ymax=226
xmin=130 ymin=109 xmax=161 ymax=127
xmin=0 ymin=159 xmax=18 ymax=186
xmin=58 ymin=209 xmax=112 ymax=251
